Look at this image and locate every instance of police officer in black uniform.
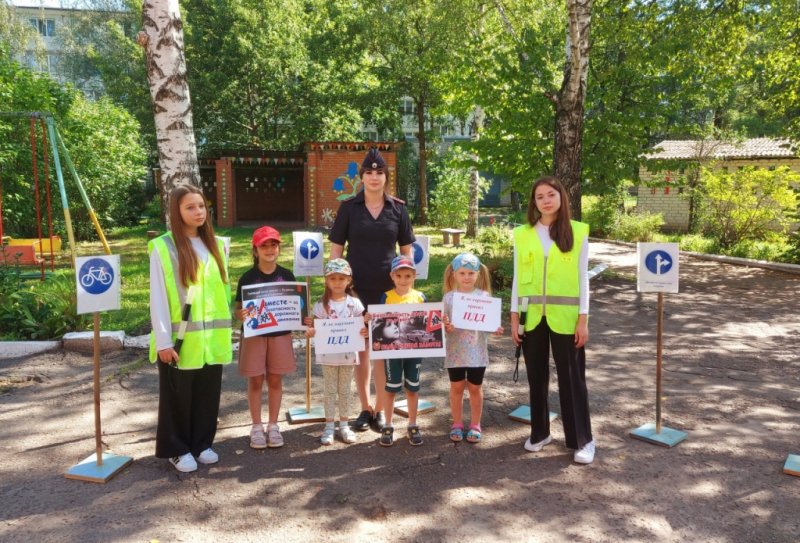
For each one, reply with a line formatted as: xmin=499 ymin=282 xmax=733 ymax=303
xmin=329 ymin=147 xmax=415 ymax=431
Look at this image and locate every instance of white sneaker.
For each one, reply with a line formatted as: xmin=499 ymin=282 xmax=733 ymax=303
xmin=169 ymin=452 xmax=197 ymax=473
xmin=267 ymin=424 xmax=284 ymax=448
xmin=320 ymin=424 xmax=335 ymax=445
xmin=524 ymin=435 xmax=552 ymax=452
xmin=574 ymin=440 xmax=596 ymax=464
xmin=339 ymin=423 xmax=357 ymax=444
xmin=250 ymin=425 xmax=267 ymax=449
xmin=197 ymin=448 xmax=219 ymax=465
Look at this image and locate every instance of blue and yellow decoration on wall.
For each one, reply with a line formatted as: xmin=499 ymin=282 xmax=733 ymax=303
xmin=333 ymin=162 xmax=362 ymax=200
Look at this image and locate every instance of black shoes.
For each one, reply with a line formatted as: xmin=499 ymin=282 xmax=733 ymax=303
xmin=371 ymin=411 xmax=386 ymax=432
xmin=354 ymin=410 xmax=372 ymax=432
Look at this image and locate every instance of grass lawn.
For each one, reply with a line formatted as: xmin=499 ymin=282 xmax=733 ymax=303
xmin=11 ymin=225 xmax=493 ymax=336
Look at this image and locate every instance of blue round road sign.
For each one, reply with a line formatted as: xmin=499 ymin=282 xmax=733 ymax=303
xmin=299 ymin=239 xmax=320 ymax=260
xmin=645 ymin=250 xmax=673 ymax=275
xmin=412 ymin=242 xmax=424 ymax=264
xmin=78 ymin=258 xmax=114 ymax=294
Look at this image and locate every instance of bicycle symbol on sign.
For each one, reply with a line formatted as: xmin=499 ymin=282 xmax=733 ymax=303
xmin=80 ymin=266 xmax=113 ymax=288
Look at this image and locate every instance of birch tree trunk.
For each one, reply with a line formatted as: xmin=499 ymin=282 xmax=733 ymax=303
xmin=138 ymin=0 xmax=200 ymax=192
xmin=550 ymin=0 xmax=592 ymax=220
xmin=466 ymin=105 xmax=485 ymax=238
xmin=416 ymin=99 xmax=429 ymax=225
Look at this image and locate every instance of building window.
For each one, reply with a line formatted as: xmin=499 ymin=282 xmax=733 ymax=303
xmin=46 ymin=54 xmax=61 ymax=76
xmin=29 ymin=18 xmax=56 ymax=37
xmin=400 ymin=99 xmax=416 ymax=116
xmin=768 ymin=165 xmax=776 ymax=171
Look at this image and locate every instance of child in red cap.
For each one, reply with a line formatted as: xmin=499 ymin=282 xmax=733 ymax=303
xmin=234 ymin=226 xmax=297 ymax=449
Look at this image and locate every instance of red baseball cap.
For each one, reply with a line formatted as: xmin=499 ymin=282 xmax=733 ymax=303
xmin=252 ymin=226 xmax=281 ymax=246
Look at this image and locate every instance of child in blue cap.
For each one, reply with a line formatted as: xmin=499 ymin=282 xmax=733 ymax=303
xmin=442 ymin=253 xmax=503 ymax=443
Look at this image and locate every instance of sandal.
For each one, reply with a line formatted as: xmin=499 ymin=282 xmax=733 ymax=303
xmin=466 ymin=425 xmax=482 ymax=443
xmin=449 ymin=425 xmax=464 ymax=442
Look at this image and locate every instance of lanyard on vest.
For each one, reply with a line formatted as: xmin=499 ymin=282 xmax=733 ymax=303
xmin=513 ymin=297 xmax=529 ymax=383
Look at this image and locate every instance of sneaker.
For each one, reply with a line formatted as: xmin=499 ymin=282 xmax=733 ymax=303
xmin=354 ymin=410 xmax=372 ymax=432
xmin=371 ymin=411 xmax=386 ymax=433
xmin=524 ymin=435 xmax=552 ymax=452
xmin=250 ymin=425 xmax=267 ymax=449
xmin=407 ymin=425 xmax=423 ymax=446
xmin=379 ymin=426 xmax=394 ymax=447
xmin=197 ymin=448 xmax=219 ymax=465
xmin=267 ymin=424 xmax=284 ymax=448
xmin=339 ymin=423 xmax=357 ymax=444
xmin=574 ymin=440 xmax=596 ymax=464
xmin=320 ymin=424 xmax=335 ymax=446
xmin=169 ymin=452 xmax=197 ymax=473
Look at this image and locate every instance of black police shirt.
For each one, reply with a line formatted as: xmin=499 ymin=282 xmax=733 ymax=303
xmin=329 ymin=190 xmax=415 ymax=299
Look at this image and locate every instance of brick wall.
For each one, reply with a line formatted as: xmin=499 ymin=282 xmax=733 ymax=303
xmin=637 ymin=157 xmax=800 ymax=232
xmin=305 ymin=143 xmax=399 ymax=228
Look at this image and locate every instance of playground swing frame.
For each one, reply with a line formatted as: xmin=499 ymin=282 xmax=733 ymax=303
xmin=0 ymin=111 xmax=112 ymax=279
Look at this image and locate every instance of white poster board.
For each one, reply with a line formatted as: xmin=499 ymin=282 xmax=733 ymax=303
xmin=637 ymin=242 xmax=680 ymax=293
xmin=368 ymin=302 xmax=445 ymax=360
xmin=241 ymin=282 xmax=308 ymax=337
xmin=292 ymin=231 xmax=324 ymax=277
xmin=411 ymin=235 xmax=430 ymax=280
xmin=451 ymin=293 xmax=502 ymax=332
xmin=76 ymin=255 xmax=120 ymax=314
xmin=313 ymin=316 xmax=366 ymax=355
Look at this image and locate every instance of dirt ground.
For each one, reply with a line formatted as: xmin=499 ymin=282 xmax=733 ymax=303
xmin=1 ymin=241 xmax=799 ymax=543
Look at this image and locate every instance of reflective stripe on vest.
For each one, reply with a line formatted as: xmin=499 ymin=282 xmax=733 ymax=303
xmin=148 ymin=233 xmax=233 ymax=368
xmin=513 ymin=220 xmax=588 ymax=334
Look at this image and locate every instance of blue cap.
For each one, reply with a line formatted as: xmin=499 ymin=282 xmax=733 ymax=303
xmin=451 ymin=253 xmax=480 ymax=271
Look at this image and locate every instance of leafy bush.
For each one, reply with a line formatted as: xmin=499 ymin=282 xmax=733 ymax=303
xmin=0 ymin=262 xmax=89 ymax=340
xmin=611 ymin=211 xmax=665 ymax=242
xmin=428 ymin=151 xmax=489 ymax=228
xmin=698 ymin=166 xmax=798 ymax=248
xmin=583 ymin=189 xmax=625 ymax=237
xmin=474 ymin=225 xmax=515 ymax=292
xmin=0 ymin=55 xmax=148 ymax=240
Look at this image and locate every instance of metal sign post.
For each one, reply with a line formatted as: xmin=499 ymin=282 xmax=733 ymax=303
xmin=630 ymin=243 xmax=688 ymax=447
xmin=287 ymin=232 xmax=325 ymax=424
xmin=65 ymin=254 xmax=133 ymax=482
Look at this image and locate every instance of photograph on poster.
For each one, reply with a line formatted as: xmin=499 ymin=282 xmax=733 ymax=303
xmin=241 ymin=282 xmax=308 ymax=338
xmin=368 ymin=302 xmax=445 ymax=359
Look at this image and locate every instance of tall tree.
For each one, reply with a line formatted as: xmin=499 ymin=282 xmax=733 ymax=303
xmin=363 ymin=0 xmax=472 ymax=224
xmin=138 ymin=0 xmax=200 ymax=190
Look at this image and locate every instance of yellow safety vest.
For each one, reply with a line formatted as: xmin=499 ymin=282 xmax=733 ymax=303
xmin=513 ymin=221 xmax=588 ymax=334
xmin=148 ymin=233 xmax=233 ymax=368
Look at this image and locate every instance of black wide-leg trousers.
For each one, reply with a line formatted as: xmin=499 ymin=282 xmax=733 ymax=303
xmin=522 ymin=317 xmax=593 ymax=450
xmin=155 ymin=362 xmax=223 ymax=459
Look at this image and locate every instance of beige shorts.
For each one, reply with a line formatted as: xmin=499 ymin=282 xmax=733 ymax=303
xmin=238 ymin=334 xmax=296 ymax=377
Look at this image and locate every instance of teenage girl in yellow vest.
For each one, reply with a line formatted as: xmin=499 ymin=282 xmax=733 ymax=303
xmin=510 ymin=176 xmax=595 ymax=464
xmin=149 ymin=184 xmax=233 ymax=473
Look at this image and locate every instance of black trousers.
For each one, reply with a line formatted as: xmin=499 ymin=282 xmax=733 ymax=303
xmin=155 ymin=362 xmax=223 ymax=458
xmin=522 ymin=317 xmax=592 ymax=450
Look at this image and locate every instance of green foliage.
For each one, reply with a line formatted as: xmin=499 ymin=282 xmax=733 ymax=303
xmin=473 ymin=225 xmax=515 ymax=293
xmin=697 ymin=166 xmax=798 ymax=248
xmin=0 ymin=54 xmax=148 ymax=240
xmin=611 ymin=211 xmax=664 ymax=243
xmin=0 ymin=263 xmax=89 ymax=340
xmin=428 ymin=151 xmax=489 ymax=228
xmin=582 ymin=187 xmax=625 ymax=237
